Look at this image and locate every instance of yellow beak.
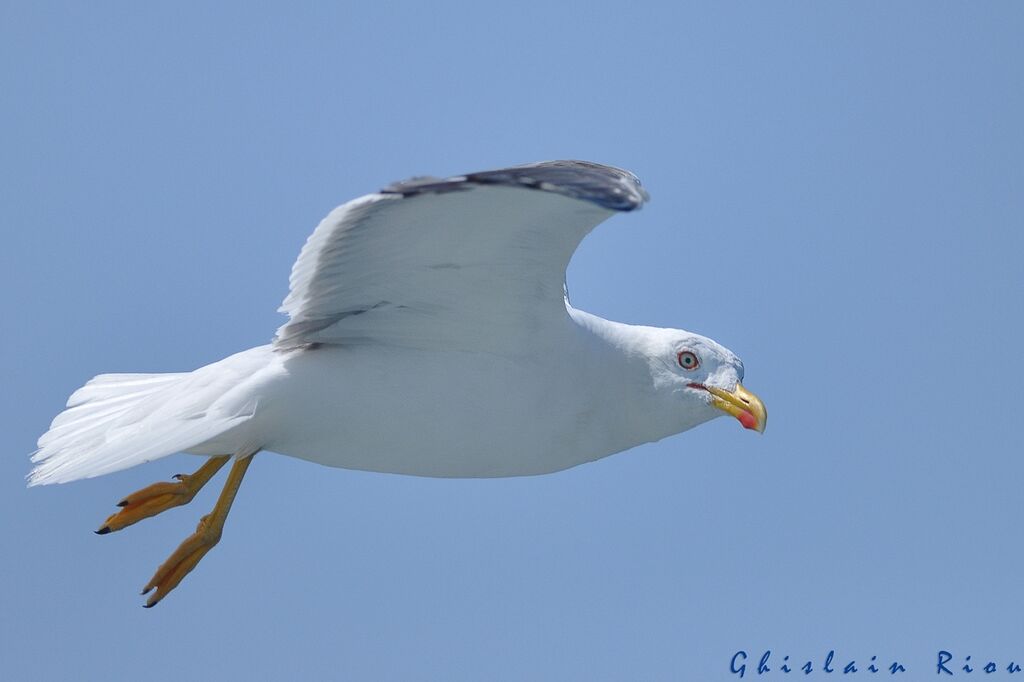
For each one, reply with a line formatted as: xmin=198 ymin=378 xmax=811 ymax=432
xmin=704 ymin=382 xmax=767 ymax=433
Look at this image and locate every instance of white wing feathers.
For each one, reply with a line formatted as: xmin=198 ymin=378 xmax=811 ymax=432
xmin=274 ymin=160 xmax=647 ymax=351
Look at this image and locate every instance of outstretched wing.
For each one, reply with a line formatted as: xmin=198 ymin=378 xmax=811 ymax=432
xmin=274 ymin=160 xmax=648 ymax=352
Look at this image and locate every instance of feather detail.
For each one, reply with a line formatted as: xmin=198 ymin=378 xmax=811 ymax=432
xmin=29 ymin=347 xmax=273 ymax=485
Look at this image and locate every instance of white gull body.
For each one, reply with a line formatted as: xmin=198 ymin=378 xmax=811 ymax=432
xmin=30 ymin=161 xmax=760 ymax=485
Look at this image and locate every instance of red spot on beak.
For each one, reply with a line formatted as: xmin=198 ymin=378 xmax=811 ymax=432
xmin=737 ymin=411 xmax=758 ymax=430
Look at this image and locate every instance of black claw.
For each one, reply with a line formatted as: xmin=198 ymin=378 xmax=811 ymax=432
xmin=141 ymin=586 xmax=152 ymax=595
xmin=116 ymin=499 xmax=128 ymax=507
xmin=95 ymin=526 xmax=111 ymax=535
xmin=142 ymin=602 xmax=155 ymax=609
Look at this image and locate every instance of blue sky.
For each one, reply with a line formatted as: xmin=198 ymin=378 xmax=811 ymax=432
xmin=2 ymin=2 xmax=1022 ymax=679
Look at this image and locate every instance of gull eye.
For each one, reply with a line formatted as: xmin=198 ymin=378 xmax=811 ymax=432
xmin=677 ymin=351 xmax=700 ymax=371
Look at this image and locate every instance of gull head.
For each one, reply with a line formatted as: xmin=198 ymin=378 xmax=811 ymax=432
xmin=642 ymin=327 xmax=767 ymax=434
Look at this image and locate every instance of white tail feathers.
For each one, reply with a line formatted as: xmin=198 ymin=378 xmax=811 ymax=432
xmin=30 ymin=373 xmax=187 ymax=485
xmin=30 ymin=347 xmax=271 ymax=485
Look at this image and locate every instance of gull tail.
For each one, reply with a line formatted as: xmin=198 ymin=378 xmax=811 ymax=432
xmin=29 ymin=348 xmax=270 ymax=486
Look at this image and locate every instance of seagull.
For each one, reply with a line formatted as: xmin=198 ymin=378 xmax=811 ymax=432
xmin=30 ymin=160 xmax=766 ymax=607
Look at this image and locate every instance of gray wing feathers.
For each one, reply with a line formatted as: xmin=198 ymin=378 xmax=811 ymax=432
xmin=382 ymin=160 xmax=648 ymax=212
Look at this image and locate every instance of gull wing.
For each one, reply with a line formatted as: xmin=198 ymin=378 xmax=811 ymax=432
xmin=274 ymin=160 xmax=648 ymax=352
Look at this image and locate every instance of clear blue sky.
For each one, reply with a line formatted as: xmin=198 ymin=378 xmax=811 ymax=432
xmin=2 ymin=2 xmax=1022 ymax=680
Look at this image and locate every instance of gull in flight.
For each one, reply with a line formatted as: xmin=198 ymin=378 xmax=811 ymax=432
xmin=30 ymin=160 xmax=766 ymax=607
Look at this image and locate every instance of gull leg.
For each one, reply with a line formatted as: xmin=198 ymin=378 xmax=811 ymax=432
xmin=141 ymin=453 xmax=255 ymax=608
xmin=96 ymin=455 xmax=230 ymax=535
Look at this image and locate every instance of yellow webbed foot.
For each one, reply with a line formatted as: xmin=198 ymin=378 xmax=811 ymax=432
xmin=141 ymin=513 xmax=222 ymax=608
xmin=136 ymin=454 xmax=254 ymax=607
xmin=96 ymin=456 xmax=229 ymax=534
